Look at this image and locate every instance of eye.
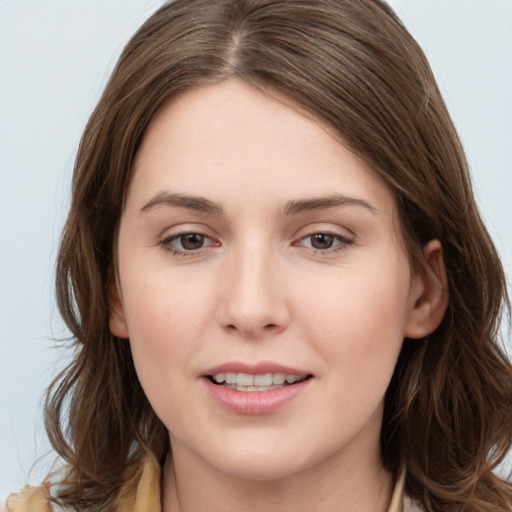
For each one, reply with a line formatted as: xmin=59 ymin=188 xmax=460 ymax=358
xmin=175 ymin=233 xmax=206 ymax=250
xmin=160 ymin=232 xmax=217 ymax=255
xmin=298 ymin=231 xmax=354 ymax=252
xmin=307 ymin=233 xmax=337 ymax=250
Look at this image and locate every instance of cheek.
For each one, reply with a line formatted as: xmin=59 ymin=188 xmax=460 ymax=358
xmin=120 ymin=265 xmax=216 ymax=387
xmin=296 ymin=265 xmax=411 ymax=381
xmin=121 ymin=274 xmax=214 ymax=432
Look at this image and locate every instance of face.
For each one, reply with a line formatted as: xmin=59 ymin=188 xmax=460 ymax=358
xmin=111 ymin=79 xmax=426 ymax=481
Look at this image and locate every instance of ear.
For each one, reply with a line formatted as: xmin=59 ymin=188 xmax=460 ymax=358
xmin=404 ymin=239 xmax=448 ymax=339
xmin=109 ymin=280 xmax=129 ymax=339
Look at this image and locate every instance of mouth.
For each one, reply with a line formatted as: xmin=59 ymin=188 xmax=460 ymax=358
xmin=207 ymin=372 xmax=312 ymax=392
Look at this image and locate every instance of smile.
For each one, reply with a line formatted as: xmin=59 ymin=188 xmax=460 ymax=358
xmin=209 ymin=372 xmax=309 ymax=392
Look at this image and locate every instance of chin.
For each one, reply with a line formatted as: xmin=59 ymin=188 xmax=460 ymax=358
xmin=195 ymin=433 xmax=332 ymax=482
xmin=211 ymin=454 xmax=310 ymax=482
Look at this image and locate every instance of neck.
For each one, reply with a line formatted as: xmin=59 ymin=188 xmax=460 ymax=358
xmin=161 ymin=441 xmax=393 ymax=512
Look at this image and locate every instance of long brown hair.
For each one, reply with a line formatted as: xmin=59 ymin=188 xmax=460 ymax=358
xmin=46 ymin=0 xmax=512 ymax=510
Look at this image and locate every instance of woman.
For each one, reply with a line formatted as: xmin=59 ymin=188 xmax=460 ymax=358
xmin=7 ymin=0 xmax=512 ymax=511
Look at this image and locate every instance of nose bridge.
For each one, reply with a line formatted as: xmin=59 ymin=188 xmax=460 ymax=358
xmin=218 ymin=236 xmax=289 ymax=337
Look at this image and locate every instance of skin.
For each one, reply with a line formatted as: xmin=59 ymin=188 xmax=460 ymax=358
xmin=110 ymin=79 xmax=447 ymax=512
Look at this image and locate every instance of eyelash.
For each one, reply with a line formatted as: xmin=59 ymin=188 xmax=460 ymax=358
xmin=159 ymin=231 xmax=354 ymax=257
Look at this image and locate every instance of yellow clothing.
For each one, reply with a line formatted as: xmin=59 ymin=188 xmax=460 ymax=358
xmin=6 ymin=457 xmax=421 ymax=512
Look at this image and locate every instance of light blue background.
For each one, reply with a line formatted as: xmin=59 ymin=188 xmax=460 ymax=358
xmin=1 ymin=0 xmax=511 ymax=503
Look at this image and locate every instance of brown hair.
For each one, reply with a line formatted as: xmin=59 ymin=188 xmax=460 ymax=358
xmin=46 ymin=0 xmax=512 ymax=510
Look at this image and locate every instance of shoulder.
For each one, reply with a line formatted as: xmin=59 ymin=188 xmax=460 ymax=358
xmin=5 ymin=484 xmax=70 ymax=512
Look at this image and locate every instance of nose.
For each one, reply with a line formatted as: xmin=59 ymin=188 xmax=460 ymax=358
xmin=216 ymin=244 xmax=290 ymax=338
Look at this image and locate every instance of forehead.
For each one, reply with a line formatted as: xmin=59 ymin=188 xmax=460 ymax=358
xmin=129 ymin=79 xmax=397 ymax=222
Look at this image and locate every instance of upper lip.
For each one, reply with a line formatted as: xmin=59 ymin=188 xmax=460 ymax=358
xmin=202 ymin=361 xmax=311 ymax=377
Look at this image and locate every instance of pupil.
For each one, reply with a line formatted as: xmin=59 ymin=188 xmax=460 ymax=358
xmin=311 ymin=233 xmax=334 ymax=250
xmin=181 ymin=233 xmax=204 ymax=250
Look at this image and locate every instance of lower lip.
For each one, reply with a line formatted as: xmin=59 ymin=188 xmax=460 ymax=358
xmin=204 ymin=378 xmax=311 ymax=415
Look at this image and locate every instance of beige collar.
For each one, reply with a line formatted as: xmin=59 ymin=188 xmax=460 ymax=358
xmin=388 ymin=468 xmax=406 ymax=512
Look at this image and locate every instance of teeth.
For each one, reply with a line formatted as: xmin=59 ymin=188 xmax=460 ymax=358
xmin=237 ymin=373 xmax=254 ymax=386
xmin=253 ymin=374 xmax=272 ymax=386
xmin=211 ymin=372 xmax=306 ymax=388
xmin=272 ymin=373 xmax=286 ymax=385
xmin=236 ymin=384 xmax=281 ymax=392
xmin=225 ymin=372 xmax=237 ymax=384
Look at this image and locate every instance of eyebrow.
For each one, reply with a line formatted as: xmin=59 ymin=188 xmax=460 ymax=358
xmin=140 ymin=191 xmax=376 ymax=216
xmin=283 ymin=194 xmax=377 ymax=215
xmin=140 ymin=192 xmax=223 ymax=215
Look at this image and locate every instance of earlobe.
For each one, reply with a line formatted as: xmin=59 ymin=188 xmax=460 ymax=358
xmin=109 ymin=282 xmax=129 ymax=339
xmin=404 ymin=239 xmax=448 ymax=339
